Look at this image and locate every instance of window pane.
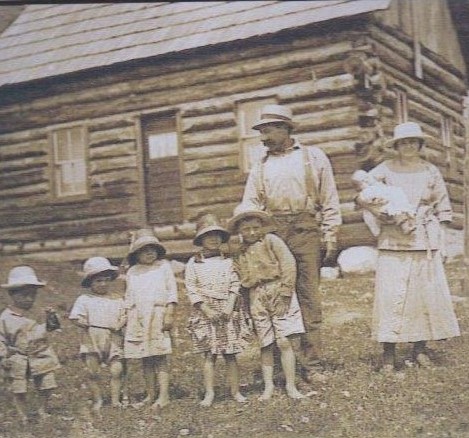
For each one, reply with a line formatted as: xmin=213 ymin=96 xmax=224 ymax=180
xmin=238 ymin=98 xmax=276 ymax=138
xmin=56 ymin=160 xmax=86 ymax=196
xmin=52 ymin=126 xmax=87 ymax=197
xmin=70 ymin=127 xmax=85 ymax=160
xmin=241 ymin=138 xmax=266 ymax=172
xmin=148 ymin=132 xmax=178 ymax=159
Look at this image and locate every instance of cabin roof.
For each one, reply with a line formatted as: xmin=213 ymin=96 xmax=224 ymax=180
xmin=0 ymin=0 xmax=391 ymax=88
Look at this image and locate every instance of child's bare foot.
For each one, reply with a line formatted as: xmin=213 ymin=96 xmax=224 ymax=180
xmin=112 ymin=402 xmax=123 ymax=408
xmin=200 ymin=392 xmax=215 ymax=407
xmin=152 ymin=397 xmax=170 ymax=410
xmin=233 ymin=392 xmax=247 ymax=403
xmin=18 ymin=414 xmax=29 ymax=426
xmin=92 ymin=399 xmax=103 ymax=413
xmin=286 ymin=386 xmax=306 ymax=399
xmin=258 ymin=386 xmax=274 ymax=401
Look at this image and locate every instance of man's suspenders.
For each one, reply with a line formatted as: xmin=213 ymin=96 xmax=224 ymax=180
xmin=258 ymin=146 xmax=320 ymax=213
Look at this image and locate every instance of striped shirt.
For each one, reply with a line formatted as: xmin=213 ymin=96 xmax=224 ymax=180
xmin=185 ymin=256 xmax=240 ymax=304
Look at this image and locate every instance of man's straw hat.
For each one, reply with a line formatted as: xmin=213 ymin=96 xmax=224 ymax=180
xmin=251 ymin=104 xmax=297 ymax=131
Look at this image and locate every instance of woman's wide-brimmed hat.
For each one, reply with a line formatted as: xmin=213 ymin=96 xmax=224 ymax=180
xmin=251 ymin=104 xmax=297 ymax=131
xmin=128 ymin=229 xmax=166 ymax=266
xmin=193 ymin=213 xmax=230 ymax=246
xmin=81 ymin=256 xmax=119 ymax=288
xmin=385 ymin=121 xmax=435 ymax=148
xmin=1 ymin=266 xmax=47 ymax=290
xmin=227 ymin=203 xmax=273 ymax=234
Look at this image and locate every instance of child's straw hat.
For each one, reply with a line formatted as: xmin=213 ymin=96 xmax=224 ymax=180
xmin=81 ymin=256 xmax=119 ymax=288
xmin=128 ymin=229 xmax=166 ymax=266
xmin=1 ymin=266 xmax=46 ymax=289
xmin=227 ymin=203 xmax=273 ymax=234
xmin=193 ymin=213 xmax=230 ymax=246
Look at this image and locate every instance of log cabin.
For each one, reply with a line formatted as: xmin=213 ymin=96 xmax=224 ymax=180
xmin=0 ymin=0 xmax=467 ymax=262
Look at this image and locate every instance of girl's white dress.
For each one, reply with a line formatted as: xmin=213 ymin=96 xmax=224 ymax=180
xmin=124 ymin=260 xmax=178 ymax=358
xmin=69 ymin=293 xmax=125 ymax=363
xmin=368 ymin=160 xmax=460 ymax=343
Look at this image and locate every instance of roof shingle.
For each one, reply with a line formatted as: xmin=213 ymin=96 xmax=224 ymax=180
xmin=0 ymin=0 xmax=391 ymax=88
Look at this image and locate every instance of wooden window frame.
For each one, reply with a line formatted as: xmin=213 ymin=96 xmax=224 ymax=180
xmin=49 ymin=124 xmax=89 ymax=202
xmin=441 ymin=114 xmax=457 ymax=176
xmin=236 ymin=96 xmax=277 ymax=173
xmin=395 ymin=88 xmax=408 ymax=124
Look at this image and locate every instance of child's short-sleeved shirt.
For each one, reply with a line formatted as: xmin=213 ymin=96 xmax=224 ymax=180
xmin=0 ymin=307 xmax=60 ymax=377
xmin=69 ymin=293 xmax=125 ymax=330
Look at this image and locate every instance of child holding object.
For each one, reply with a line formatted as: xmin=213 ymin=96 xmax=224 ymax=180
xmin=352 ymin=169 xmax=416 ymax=236
xmin=185 ymin=213 xmax=251 ymax=407
xmin=124 ymin=229 xmax=177 ymax=410
xmin=69 ymin=257 xmax=126 ymax=412
xmin=0 ymin=266 xmax=61 ymax=424
xmin=228 ymin=204 xmax=305 ymax=401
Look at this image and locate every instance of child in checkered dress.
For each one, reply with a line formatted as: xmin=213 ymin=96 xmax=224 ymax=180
xmin=185 ymin=214 xmax=251 ymax=407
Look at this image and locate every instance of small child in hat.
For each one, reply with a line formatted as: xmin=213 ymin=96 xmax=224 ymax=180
xmin=124 ymin=229 xmax=178 ymax=410
xmin=0 ymin=266 xmax=61 ymax=424
xmin=69 ymin=257 xmax=126 ymax=412
xmin=352 ymin=169 xmax=416 ymax=236
xmin=228 ymin=204 xmax=305 ymax=401
xmin=185 ymin=213 xmax=251 ymax=407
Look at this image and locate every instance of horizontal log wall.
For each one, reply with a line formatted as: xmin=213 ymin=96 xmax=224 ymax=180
xmin=2 ymin=18 xmax=464 ymax=260
xmin=368 ymin=23 xmax=466 ymax=229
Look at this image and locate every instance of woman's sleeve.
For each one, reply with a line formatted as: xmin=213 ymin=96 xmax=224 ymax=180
xmin=184 ymin=258 xmax=202 ymax=305
xmin=432 ymin=167 xmax=452 ymax=222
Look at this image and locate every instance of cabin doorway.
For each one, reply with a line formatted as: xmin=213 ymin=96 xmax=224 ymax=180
xmin=141 ymin=113 xmax=184 ymax=225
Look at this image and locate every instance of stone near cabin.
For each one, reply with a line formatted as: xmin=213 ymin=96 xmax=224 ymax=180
xmin=337 ymin=246 xmax=378 ymax=275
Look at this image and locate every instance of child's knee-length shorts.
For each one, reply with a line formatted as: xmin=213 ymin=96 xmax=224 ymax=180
xmin=249 ymin=282 xmax=305 ymax=348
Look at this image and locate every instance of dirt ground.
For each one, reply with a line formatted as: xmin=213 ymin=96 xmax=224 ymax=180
xmin=0 ymin=257 xmax=468 ymax=438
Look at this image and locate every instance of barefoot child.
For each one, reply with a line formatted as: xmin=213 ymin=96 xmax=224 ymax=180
xmin=0 ymin=266 xmax=61 ymax=424
xmin=185 ymin=213 xmax=251 ymax=407
xmin=69 ymin=257 xmax=126 ymax=412
xmin=228 ymin=204 xmax=305 ymax=400
xmin=124 ymin=229 xmax=177 ymax=409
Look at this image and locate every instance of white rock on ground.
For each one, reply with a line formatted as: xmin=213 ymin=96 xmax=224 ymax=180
xmin=337 ymin=246 xmax=378 ymax=275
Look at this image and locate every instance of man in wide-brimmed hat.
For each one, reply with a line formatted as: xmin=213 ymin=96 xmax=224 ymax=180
xmin=241 ymin=104 xmax=342 ymax=382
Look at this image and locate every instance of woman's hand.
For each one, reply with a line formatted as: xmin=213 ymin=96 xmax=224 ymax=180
xmin=221 ymin=302 xmax=235 ymax=321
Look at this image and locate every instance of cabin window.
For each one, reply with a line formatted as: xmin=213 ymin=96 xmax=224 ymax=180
xmin=141 ymin=113 xmax=184 ymax=225
xmin=237 ymin=97 xmax=276 ymax=173
xmin=395 ymin=89 xmax=408 ymax=123
xmin=441 ymin=115 xmax=457 ymax=176
xmin=51 ymin=126 xmax=88 ymax=198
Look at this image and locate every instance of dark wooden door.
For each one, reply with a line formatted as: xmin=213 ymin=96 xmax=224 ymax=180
xmin=142 ymin=115 xmax=184 ymax=225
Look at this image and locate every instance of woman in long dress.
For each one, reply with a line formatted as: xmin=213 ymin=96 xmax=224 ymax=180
xmin=361 ymin=122 xmax=460 ymax=371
